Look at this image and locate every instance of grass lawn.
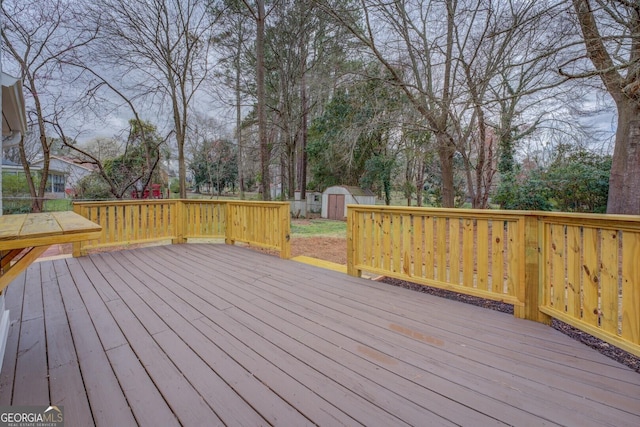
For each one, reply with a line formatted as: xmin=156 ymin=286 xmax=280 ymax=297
xmin=291 ymin=219 xmax=346 ymax=238
xmin=44 ymin=198 xmax=73 ymax=211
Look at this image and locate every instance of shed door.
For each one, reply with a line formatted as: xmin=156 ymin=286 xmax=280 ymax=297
xmin=328 ymin=194 xmax=345 ymax=220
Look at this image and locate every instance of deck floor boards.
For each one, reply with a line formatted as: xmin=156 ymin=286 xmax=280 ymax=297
xmin=1 ymin=244 xmax=639 ymax=426
xmin=41 ymin=261 xmax=93 ymax=426
xmin=142 ymin=247 xmax=506 ymax=425
xmin=12 ymin=263 xmax=48 ymax=405
xmin=106 ymin=251 xmax=312 ymax=426
xmin=158 ymin=245 xmax=635 ymax=426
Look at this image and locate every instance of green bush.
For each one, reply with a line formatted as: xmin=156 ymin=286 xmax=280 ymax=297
xmin=2 ymin=173 xmax=30 ymax=196
xmin=2 ymin=173 xmax=32 ymax=214
xmin=546 ymin=152 xmax=610 ymax=213
xmin=169 ymin=178 xmax=180 ymax=194
xmin=494 ymin=146 xmax=610 ymax=213
xmin=44 ymin=199 xmax=72 ymax=212
xmin=75 ymin=173 xmax=113 ymax=200
xmin=2 ymin=199 xmax=31 ymax=214
xmin=494 ymin=170 xmax=553 ymax=211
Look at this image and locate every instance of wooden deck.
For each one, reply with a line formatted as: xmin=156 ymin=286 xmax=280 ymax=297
xmin=0 ymin=244 xmax=638 ymax=426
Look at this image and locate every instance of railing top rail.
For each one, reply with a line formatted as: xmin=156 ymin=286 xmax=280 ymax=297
xmin=347 ymin=205 xmax=529 ymax=220
xmin=534 ymin=210 xmax=640 ymax=221
xmin=73 ymin=199 xmax=177 ymax=207
xmin=178 ymin=199 xmax=228 ymax=203
xmin=535 ymin=212 xmax=640 ymax=232
xmin=73 ymin=199 xmax=290 ymax=208
xmin=192 ymin=200 xmax=290 ymax=207
xmin=348 ymin=205 xmax=640 ymax=224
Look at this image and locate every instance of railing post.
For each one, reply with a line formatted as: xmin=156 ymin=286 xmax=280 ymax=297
xmin=224 ymin=202 xmax=235 ymax=246
xmin=279 ymin=204 xmax=291 ymax=259
xmin=347 ymin=206 xmax=361 ymax=277
xmin=173 ymin=200 xmax=186 ymax=244
xmin=72 ymin=203 xmax=83 ymax=257
xmin=515 ymin=214 xmax=551 ymax=324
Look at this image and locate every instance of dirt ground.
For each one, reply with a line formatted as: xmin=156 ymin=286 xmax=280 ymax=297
xmin=291 ymin=236 xmax=347 ymax=264
xmin=245 ymin=236 xmax=347 ymax=264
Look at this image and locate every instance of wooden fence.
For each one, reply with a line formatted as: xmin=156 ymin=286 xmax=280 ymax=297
xmin=72 ymin=199 xmax=291 ymax=258
xmin=347 ymin=206 xmax=640 ymax=357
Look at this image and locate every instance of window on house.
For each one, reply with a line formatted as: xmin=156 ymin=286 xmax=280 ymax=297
xmin=49 ymin=174 xmax=65 ymax=192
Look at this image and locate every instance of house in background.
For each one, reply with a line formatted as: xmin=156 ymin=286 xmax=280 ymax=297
xmin=1 ymin=158 xmax=28 ymax=175
xmin=31 ymin=155 xmax=95 ymax=198
xmin=3 ymin=157 xmax=70 ymax=199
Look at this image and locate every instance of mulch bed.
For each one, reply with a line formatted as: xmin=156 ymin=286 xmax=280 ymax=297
xmin=380 ymin=277 xmax=640 ymax=373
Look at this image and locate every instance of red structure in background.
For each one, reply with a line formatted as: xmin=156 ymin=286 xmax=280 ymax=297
xmin=152 ymin=184 xmax=161 ymax=198
xmin=131 ymin=184 xmax=163 ymax=199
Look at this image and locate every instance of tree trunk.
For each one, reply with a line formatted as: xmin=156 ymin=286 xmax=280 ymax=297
xmin=438 ymin=0 xmax=455 ymax=209
xmin=607 ymin=99 xmax=640 ymax=214
xmin=404 ymin=155 xmax=414 ymax=206
xmin=256 ymin=0 xmax=270 ymax=200
xmin=298 ymin=30 xmax=308 ymax=201
xmin=436 ymin=133 xmax=455 ymax=207
xmin=572 ymin=0 xmax=640 ymax=214
xmin=17 ymin=135 xmax=38 ymax=210
xmin=26 ymin=77 xmax=49 ymax=213
xmin=474 ymin=116 xmax=487 ymax=209
xmin=287 ymin=142 xmax=296 ymax=199
xmin=281 ymin=152 xmax=287 ymax=200
xmin=175 ymin=117 xmax=187 ymax=199
xmin=415 ymin=156 xmax=425 ymax=207
xmin=236 ymin=30 xmax=244 ymax=199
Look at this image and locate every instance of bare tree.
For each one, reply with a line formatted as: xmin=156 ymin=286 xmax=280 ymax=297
xmin=1 ymin=0 xmax=97 ymax=211
xmin=453 ymin=1 xmax=569 ymax=208
xmin=567 ymin=0 xmax=640 ymax=214
xmin=214 ymin=1 xmax=256 ymax=199
xmin=267 ymin=0 xmax=306 ymax=200
xmin=81 ymin=137 xmax=123 ymax=163
xmin=218 ymin=0 xmax=356 ymax=201
xmin=317 ymin=0 xmax=461 ymax=206
xmin=90 ymin=0 xmax=221 ymax=199
xmin=230 ymin=12 xmax=254 ymax=199
xmin=318 ymin=0 xmax=568 ymax=208
xmin=268 ymin=0 xmax=337 ymax=201
xmin=241 ymin=0 xmax=273 ymax=200
xmin=52 ymin=118 xmax=169 ymax=199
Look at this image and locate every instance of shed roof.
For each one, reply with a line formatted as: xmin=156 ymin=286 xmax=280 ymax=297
xmin=324 ymin=185 xmax=375 ymax=197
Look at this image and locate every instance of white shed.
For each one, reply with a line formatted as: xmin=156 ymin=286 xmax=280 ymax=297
xmin=291 ymin=191 xmax=322 ymax=217
xmin=321 ymin=185 xmax=376 ymax=219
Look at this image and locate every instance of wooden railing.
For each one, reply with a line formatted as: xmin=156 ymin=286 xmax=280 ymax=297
xmin=73 ymin=199 xmax=291 ymax=258
xmin=225 ymin=201 xmax=291 ymax=257
xmin=347 ymin=206 xmax=640 ymax=357
xmin=537 ymin=213 xmax=640 ymax=358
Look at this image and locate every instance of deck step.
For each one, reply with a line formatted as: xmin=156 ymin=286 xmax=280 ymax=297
xmin=291 ymin=256 xmax=347 ymax=273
